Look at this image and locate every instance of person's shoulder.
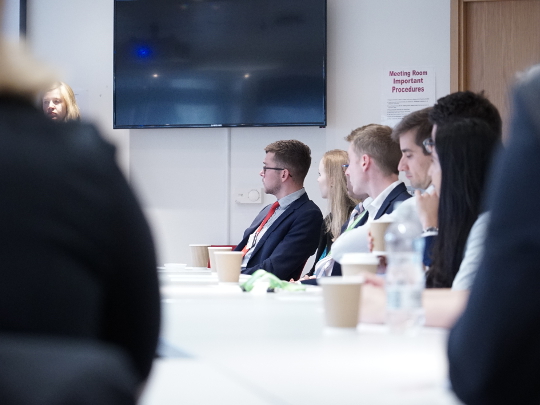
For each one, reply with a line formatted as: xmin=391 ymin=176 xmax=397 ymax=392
xmin=393 ymin=182 xmax=412 ymax=199
xmin=302 ymin=195 xmax=323 ymax=213
xmin=60 ymin=122 xmax=116 ymax=159
xmin=395 ymin=195 xmax=416 ymax=209
xmin=64 ymin=122 xmax=110 ymax=146
xmin=469 ymin=211 xmax=490 ymax=236
xmin=388 ymin=196 xmax=417 ymax=221
xmin=475 ymin=211 xmax=491 ymax=224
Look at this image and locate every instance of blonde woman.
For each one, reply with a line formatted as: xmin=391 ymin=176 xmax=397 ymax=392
xmin=42 ymin=81 xmax=81 ymax=122
xmin=305 ymin=150 xmax=359 ymax=277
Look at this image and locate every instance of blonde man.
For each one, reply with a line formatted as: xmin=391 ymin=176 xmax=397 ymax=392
xmin=344 ymin=124 xmax=410 ymax=229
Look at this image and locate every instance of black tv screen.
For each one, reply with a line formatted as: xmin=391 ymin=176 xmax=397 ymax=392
xmin=114 ymin=0 xmax=327 ymax=128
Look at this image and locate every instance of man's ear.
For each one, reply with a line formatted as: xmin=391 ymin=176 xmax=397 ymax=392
xmin=361 ymin=154 xmax=371 ymax=172
xmin=281 ymin=168 xmax=291 ymax=182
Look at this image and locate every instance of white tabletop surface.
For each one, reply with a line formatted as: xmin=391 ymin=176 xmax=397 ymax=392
xmin=140 ymin=274 xmax=462 ymax=405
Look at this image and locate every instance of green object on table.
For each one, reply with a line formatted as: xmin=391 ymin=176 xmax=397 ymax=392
xmin=241 ymin=269 xmax=306 ymax=292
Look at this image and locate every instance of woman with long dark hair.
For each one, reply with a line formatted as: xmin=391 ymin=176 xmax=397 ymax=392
xmin=419 ymin=117 xmax=501 ymax=288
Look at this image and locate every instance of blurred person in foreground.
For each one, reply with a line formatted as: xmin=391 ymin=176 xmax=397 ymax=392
xmin=42 ymin=81 xmax=81 ymax=122
xmin=0 ymin=3 xmax=160 ymax=396
xmin=448 ymin=65 xmax=540 ymax=404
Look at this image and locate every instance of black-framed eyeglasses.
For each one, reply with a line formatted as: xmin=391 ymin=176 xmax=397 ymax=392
xmin=422 ymin=138 xmax=435 ymax=154
xmin=263 ymin=166 xmax=286 ymax=175
xmin=342 ymin=164 xmax=349 ymax=171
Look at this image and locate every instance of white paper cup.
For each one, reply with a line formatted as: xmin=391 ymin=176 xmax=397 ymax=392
xmin=319 ymin=276 xmax=363 ymax=329
xmin=370 ymin=219 xmax=393 ymax=253
xmin=208 ymin=247 xmax=233 ymax=272
xmin=189 ymin=244 xmax=211 ymax=268
xmin=340 ymin=253 xmax=379 ymax=276
xmin=214 ymin=251 xmax=243 ymax=283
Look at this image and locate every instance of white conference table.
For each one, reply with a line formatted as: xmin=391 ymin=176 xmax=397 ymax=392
xmin=140 ymin=271 xmax=462 ymax=405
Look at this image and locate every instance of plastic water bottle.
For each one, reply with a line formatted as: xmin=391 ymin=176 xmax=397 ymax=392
xmin=384 ymin=203 xmax=426 ymax=335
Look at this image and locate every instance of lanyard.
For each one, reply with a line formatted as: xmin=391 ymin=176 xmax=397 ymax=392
xmin=345 ymin=209 xmax=368 ymax=232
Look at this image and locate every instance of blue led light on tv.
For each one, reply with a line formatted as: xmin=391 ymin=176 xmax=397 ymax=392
xmin=136 ymin=46 xmax=152 ymax=59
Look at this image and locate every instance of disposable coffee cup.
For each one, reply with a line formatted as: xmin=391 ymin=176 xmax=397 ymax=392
xmin=319 ymin=276 xmax=363 ymax=329
xmin=208 ymin=246 xmax=233 ymax=272
xmin=189 ymin=244 xmax=211 ymax=268
xmin=370 ymin=218 xmax=393 ymax=253
xmin=340 ymin=253 xmax=379 ymax=276
xmin=214 ymin=251 xmax=243 ymax=283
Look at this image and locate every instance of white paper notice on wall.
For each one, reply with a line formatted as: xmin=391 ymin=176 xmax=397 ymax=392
xmin=381 ymin=67 xmax=436 ymax=128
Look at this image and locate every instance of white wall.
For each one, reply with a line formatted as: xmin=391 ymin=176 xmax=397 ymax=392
xmin=27 ymin=0 xmax=130 ymax=172
xmin=25 ymin=0 xmax=450 ymax=264
xmin=327 ymin=0 xmax=451 ymax=151
xmin=2 ymin=0 xmax=20 ymax=41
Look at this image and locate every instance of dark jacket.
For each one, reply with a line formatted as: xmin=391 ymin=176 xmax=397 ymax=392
xmin=235 ymin=193 xmax=323 ymax=280
xmin=0 ymin=97 xmax=160 ymax=382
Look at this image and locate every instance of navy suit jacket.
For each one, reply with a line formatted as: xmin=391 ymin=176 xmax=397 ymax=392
xmin=235 ymin=193 xmax=323 ymax=281
xmin=332 ymin=182 xmax=411 ymax=276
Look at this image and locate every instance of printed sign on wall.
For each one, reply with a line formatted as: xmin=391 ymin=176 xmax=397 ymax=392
xmin=381 ymin=67 xmax=436 ymax=127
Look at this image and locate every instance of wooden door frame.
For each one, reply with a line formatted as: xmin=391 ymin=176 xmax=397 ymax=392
xmin=450 ymin=0 xmax=537 ymax=92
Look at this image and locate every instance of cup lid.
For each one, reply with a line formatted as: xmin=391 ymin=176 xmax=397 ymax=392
xmin=318 ymin=275 xmax=364 ymax=285
xmin=339 ymin=253 xmax=379 ymax=265
xmin=371 ymin=216 xmax=394 ymax=224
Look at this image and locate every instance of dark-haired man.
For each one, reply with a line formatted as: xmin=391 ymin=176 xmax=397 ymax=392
xmin=235 ymin=140 xmax=323 ymax=281
xmin=392 ymin=107 xmax=433 ymax=192
xmin=416 ymin=91 xmax=503 ymax=288
xmin=429 ymin=90 xmax=502 ymax=139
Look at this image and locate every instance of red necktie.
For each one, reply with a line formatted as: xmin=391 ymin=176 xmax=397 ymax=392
xmin=241 ymin=201 xmax=280 ymax=256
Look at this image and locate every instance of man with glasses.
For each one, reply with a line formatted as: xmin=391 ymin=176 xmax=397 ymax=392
xmin=234 ymin=140 xmax=323 ymax=281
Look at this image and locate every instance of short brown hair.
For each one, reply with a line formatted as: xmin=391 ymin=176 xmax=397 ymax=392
xmin=391 ymin=107 xmax=432 ymax=155
xmin=345 ymin=124 xmax=400 ymax=176
xmin=265 ymin=140 xmax=311 ymax=182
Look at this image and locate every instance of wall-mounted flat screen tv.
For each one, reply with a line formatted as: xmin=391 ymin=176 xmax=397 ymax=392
xmin=114 ymin=0 xmax=327 ymax=128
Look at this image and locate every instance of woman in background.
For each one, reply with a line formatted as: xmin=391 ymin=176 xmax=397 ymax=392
xmin=42 ymin=81 xmax=81 ymax=122
xmin=305 ymin=149 xmax=359 ymax=277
